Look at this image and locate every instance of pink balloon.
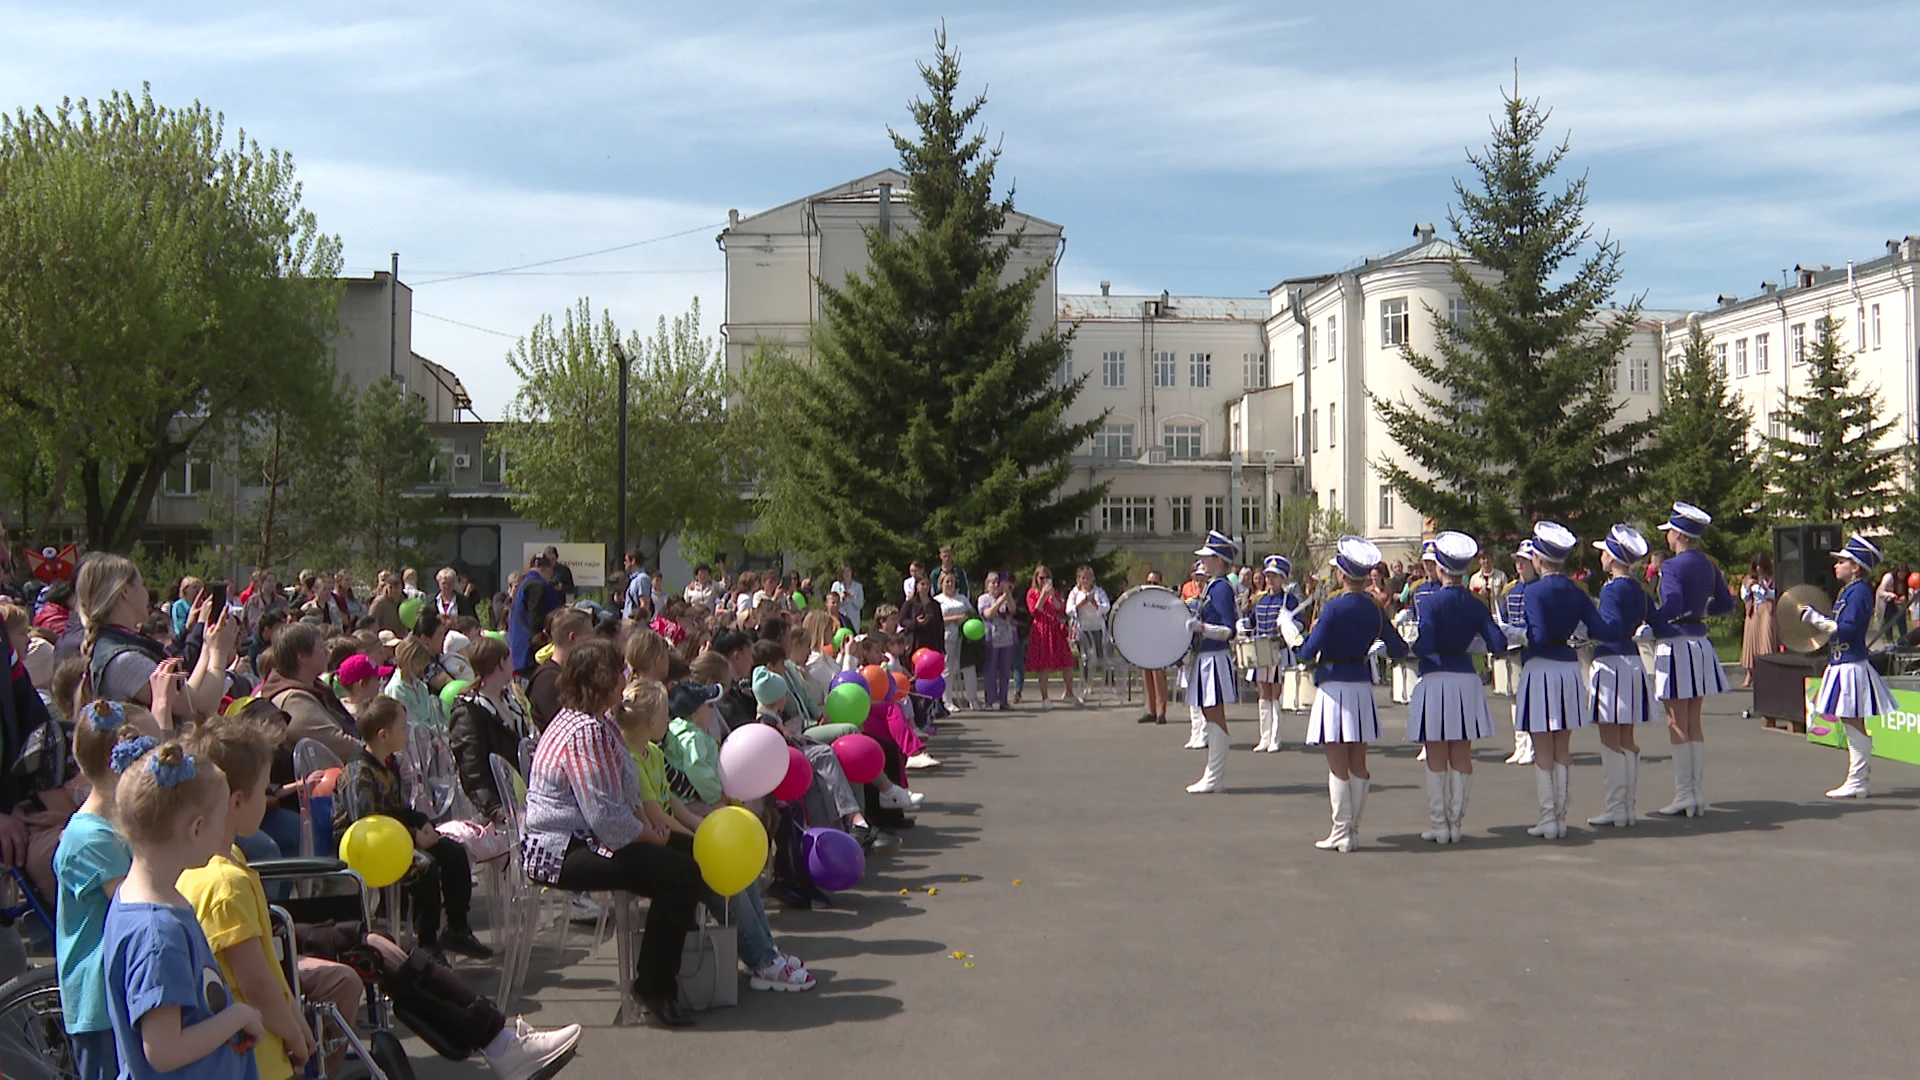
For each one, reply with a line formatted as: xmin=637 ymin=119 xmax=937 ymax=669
xmin=912 ymin=650 xmax=945 ymax=680
xmin=717 ymin=723 xmax=789 ymax=800
xmin=832 ymin=732 xmax=885 ymax=785
xmin=773 ymin=746 xmax=813 ymax=802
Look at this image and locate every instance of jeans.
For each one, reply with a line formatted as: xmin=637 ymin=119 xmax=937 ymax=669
xmin=1013 ymin=632 xmax=1029 ymax=693
xmin=261 ymin=807 xmax=304 ymax=857
xmin=237 ymin=830 xmax=281 ymax=863
xmin=554 ymin=838 xmax=704 ymax=998
xmin=983 ymin=643 xmax=1015 ymax=706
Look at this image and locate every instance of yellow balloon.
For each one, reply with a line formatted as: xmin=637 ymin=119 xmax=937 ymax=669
xmin=691 ymin=806 xmax=768 ymax=896
xmin=339 ymin=815 xmax=414 ymax=888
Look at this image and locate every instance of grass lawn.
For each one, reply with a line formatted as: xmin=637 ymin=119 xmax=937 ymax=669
xmin=1710 ymin=615 xmax=1745 ymax=665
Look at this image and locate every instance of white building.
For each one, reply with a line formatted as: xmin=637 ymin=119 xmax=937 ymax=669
xmin=1665 ymin=238 xmax=1920 ymax=460
xmin=1260 ymin=225 xmax=1671 ymax=561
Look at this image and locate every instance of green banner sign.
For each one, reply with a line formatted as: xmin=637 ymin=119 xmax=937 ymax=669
xmin=1805 ymin=679 xmax=1920 ymax=766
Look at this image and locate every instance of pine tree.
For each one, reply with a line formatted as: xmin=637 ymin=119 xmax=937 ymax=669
xmin=1372 ymin=87 xmax=1652 ymax=547
xmin=1641 ymin=322 xmax=1764 ymax=566
xmin=1763 ymin=313 xmax=1897 ymax=528
xmin=759 ymin=32 xmax=1103 ymax=578
xmin=1879 ymin=443 xmax=1920 ymax=568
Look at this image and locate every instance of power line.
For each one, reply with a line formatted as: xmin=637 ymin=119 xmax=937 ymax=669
xmin=409 ymin=222 xmax=727 ymax=286
xmin=414 ymin=308 xmax=519 ymax=338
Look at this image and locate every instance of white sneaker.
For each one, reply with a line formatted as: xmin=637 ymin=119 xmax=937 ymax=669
xmin=905 ymin=753 xmax=943 ymax=770
xmin=750 ymin=955 xmax=816 ymax=992
xmin=1041 ymin=699 xmax=1054 ymax=711
xmin=878 ymin=786 xmax=915 ymax=809
xmin=566 ymin=895 xmax=602 ymax=923
xmin=486 ymin=1021 xmax=581 ymax=1080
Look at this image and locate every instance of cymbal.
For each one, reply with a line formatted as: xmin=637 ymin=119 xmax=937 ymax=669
xmin=1777 ymin=583 xmax=1834 ymax=654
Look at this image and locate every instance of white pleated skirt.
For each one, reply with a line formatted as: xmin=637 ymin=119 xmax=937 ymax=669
xmin=1183 ymin=650 xmax=1239 ymax=707
xmin=1588 ymin=653 xmax=1654 ymax=725
xmin=1404 ymin=671 xmax=1495 ymax=742
xmin=1515 ymin=658 xmax=1591 ymax=732
xmin=1307 ymin=681 xmax=1380 ymax=745
xmin=1654 ymin=636 xmax=1728 ymax=700
xmin=1813 ymin=659 xmax=1894 ymax=719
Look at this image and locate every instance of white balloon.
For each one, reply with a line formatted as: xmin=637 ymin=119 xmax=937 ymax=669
xmin=716 ymin=722 xmax=789 ymax=800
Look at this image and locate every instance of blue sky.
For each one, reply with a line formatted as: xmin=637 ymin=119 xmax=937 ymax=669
xmin=8 ymin=1 xmax=1920 ymax=416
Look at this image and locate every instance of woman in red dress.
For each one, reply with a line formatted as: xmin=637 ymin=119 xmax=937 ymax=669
xmin=1025 ymin=565 xmax=1075 ymax=711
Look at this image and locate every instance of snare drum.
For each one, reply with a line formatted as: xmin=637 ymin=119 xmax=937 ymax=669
xmin=1108 ymin=585 xmax=1194 ymax=670
xmin=1233 ymin=636 xmax=1279 ymax=670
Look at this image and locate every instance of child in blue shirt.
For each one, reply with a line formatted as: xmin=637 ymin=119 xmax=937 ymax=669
xmin=101 ymin=739 xmax=263 ymax=1080
xmin=54 ymin=700 xmax=163 ymax=1080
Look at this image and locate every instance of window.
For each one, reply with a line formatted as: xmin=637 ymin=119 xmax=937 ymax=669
xmin=1243 ymin=351 xmax=1267 ymax=388
xmin=1312 ymin=325 xmax=1320 ymax=365
xmin=1153 ymin=350 xmax=1176 ymax=388
xmin=1790 ymin=323 xmax=1806 ymax=362
xmin=1055 ymin=349 xmax=1074 ymax=388
xmin=1169 ymin=496 xmax=1193 ymax=534
xmin=1378 ymin=485 xmax=1394 ymax=530
xmin=1611 ymin=360 xmax=1621 ymax=393
xmin=1240 ymin=496 xmax=1263 ymax=534
xmin=1327 ymin=401 xmax=1337 ymax=447
xmin=1381 ymin=297 xmax=1409 ymax=347
xmin=1100 ymin=496 xmax=1155 ymax=534
xmin=1816 ymin=316 xmax=1832 ymax=347
xmin=1163 ymin=422 xmax=1203 ymax=460
xmin=1767 ymin=411 xmax=1783 ymax=441
xmin=163 ymin=456 xmax=213 ymax=496
xmin=1189 ymin=352 xmax=1212 ymax=388
xmin=1713 ymin=342 xmax=1728 ymax=376
xmin=1102 ymin=350 xmax=1126 ymax=388
xmin=1296 ymin=334 xmax=1307 ymax=374
xmin=1203 ymin=496 xmax=1228 ymax=534
xmin=1858 ymin=307 xmax=1867 ymax=351
xmin=1326 ymin=488 xmax=1336 ymax=515
xmin=1629 ymin=355 xmax=1652 ymax=393
xmin=1872 ymin=304 xmax=1883 ymax=349
xmin=1326 ymin=315 xmax=1338 ymax=361
xmin=430 ymin=438 xmax=457 ymax=481
xmin=1755 ymin=332 xmax=1770 ymax=373
xmin=482 ymin=446 xmax=505 ymax=484
xmin=1734 ymin=338 xmax=1748 ymax=377
xmin=1310 ymin=408 xmax=1320 ymax=452
xmin=1092 ymin=423 xmax=1134 ymax=459
xmin=1447 ymin=297 xmax=1472 ymax=337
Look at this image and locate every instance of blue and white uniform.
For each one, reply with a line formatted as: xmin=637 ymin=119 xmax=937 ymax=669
xmin=1406 ymin=584 xmax=1509 ymax=742
xmin=1184 ymin=574 xmax=1240 ymax=708
xmin=1812 ymin=579 xmax=1893 ymax=719
xmin=1515 ymin=526 xmax=1620 ymax=733
xmin=1301 ymin=591 xmax=1404 ymax=744
xmin=1649 ymin=502 xmax=1736 ymax=700
xmin=1242 ymin=589 xmax=1300 ymax=682
xmin=1589 ymin=574 xmax=1662 ymax=725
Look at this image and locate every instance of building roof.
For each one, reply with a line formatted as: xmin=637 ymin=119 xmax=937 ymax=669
xmin=723 ymin=167 xmax=1062 ymax=236
xmin=414 ymin=353 xmax=473 ymax=415
xmin=1266 ymin=233 xmax=1469 ymax=296
xmin=1058 ymin=294 xmax=1268 ymax=321
xmin=1674 ymin=239 xmax=1917 ymax=322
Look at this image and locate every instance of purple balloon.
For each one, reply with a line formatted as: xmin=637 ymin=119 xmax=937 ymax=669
xmin=914 ymin=675 xmax=946 ymax=700
xmin=829 ymin=669 xmax=866 ymax=693
xmin=804 ymin=827 xmax=866 ymax=892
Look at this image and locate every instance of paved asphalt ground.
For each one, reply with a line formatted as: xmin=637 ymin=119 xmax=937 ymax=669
xmin=417 ymin=683 xmax=1920 ymax=1080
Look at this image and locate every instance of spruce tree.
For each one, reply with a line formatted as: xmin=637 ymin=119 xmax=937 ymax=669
xmin=1878 ymin=443 xmax=1920 ymax=568
xmin=1641 ymin=322 xmax=1764 ymax=566
xmin=762 ymin=32 xmax=1103 ymax=578
xmin=1763 ymin=314 xmax=1896 ymax=529
xmin=1372 ymin=88 xmax=1651 ymax=547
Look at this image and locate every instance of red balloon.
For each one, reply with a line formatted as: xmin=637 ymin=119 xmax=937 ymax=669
xmin=1907 ymin=572 xmax=1920 ymax=591
xmin=912 ymin=650 xmax=945 ymax=680
xmin=861 ymin=664 xmax=890 ymax=700
xmin=832 ymin=733 xmax=885 ymax=784
xmin=772 ymin=746 xmax=813 ymax=802
xmin=889 ymin=670 xmax=912 ymax=702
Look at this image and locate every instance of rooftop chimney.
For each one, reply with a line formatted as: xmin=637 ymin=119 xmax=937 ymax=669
xmin=1717 ymin=294 xmax=1739 ymax=307
xmin=1761 ymin=281 xmax=1777 ymax=294
xmin=1100 ymin=281 xmax=1111 ymax=297
xmin=877 ymin=182 xmax=892 ymax=239
xmin=1413 ymin=222 xmax=1436 ymax=243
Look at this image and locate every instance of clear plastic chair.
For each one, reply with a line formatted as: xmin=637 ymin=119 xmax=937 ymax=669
xmin=292 ymin=739 xmax=345 ymax=859
xmin=404 ymin=723 xmax=460 ymax=822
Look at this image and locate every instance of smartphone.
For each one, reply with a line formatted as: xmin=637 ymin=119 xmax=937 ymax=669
xmin=207 ymin=581 xmax=227 ymax=612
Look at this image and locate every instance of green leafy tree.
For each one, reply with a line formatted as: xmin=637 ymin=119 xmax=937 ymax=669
xmin=1269 ymin=497 xmax=1354 ymax=580
xmin=753 ymin=32 xmax=1104 ymax=579
xmin=345 ymin=378 xmax=445 ymax=571
xmin=1372 ymin=87 xmax=1651 ymax=545
xmin=1879 ymin=443 xmax=1920 ymax=569
xmin=0 ymin=86 xmax=342 ymax=551
xmin=1763 ymin=314 xmax=1896 ymax=529
xmin=1641 ymin=322 xmax=1764 ymax=565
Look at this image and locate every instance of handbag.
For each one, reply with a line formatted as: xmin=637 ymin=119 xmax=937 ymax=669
xmin=676 ymin=905 xmax=738 ymax=1010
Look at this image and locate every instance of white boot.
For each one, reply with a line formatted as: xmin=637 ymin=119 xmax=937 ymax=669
xmin=1186 ymin=724 xmax=1228 ymax=793
xmin=1586 ymin=746 xmax=1625 ymax=827
xmin=1447 ymin=769 xmax=1470 ymax=843
xmin=1553 ymin=763 xmax=1571 ymax=839
xmin=1416 ymin=745 xmax=1428 ymax=762
xmin=1254 ymin=700 xmax=1275 ymax=752
xmin=1657 ymin=742 xmax=1696 ymax=817
xmin=1508 ymin=727 xmax=1535 ymax=765
xmin=1265 ymin=699 xmax=1284 ymax=752
xmin=1346 ymin=775 xmax=1369 ymax=852
xmin=1622 ymin=750 xmax=1639 ymax=826
xmin=1184 ymin=702 xmax=1207 ymax=749
xmin=1690 ymin=741 xmax=1708 ymax=813
xmin=1314 ymin=773 xmax=1351 ymax=851
xmin=1826 ymin=724 xmax=1873 ymax=799
xmin=1420 ymin=770 xmax=1450 ymax=843
xmin=1526 ymin=766 xmax=1558 ymax=838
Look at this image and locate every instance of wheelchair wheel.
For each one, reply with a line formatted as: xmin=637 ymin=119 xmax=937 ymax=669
xmin=369 ymin=1028 xmax=419 ymax=1080
xmin=0 ymin=966 xmax=78 ymax=1080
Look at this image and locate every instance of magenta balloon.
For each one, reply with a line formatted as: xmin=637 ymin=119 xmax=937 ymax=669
xmin=717 ymin=723 xmax=788 ymax=800
xmin=912 ymin=650 xmax=946 ymax=680
xmin=804 ymin=826 xmax=866 ymax=891
xmin=832 ymin=732 xmax=885 ymax=785
xmin=772 ymin=746 xmax=813 ymax=802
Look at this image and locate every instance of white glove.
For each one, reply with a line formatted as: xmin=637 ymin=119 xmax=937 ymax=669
xmin=1392 ymin=608 xmax=1414 ymax=627
xmin=1186 ymin=617 xmax=1204 ymax=634
xmin=1801 ymin=608 xmax=1838 ymax=633
xmin=1632 ymin=624 xmax=1654 ymax=643
xmin=1367 ymin=640 xmax=1387 ymax=656
xmin=1504 ymin=625 xmax=1529 ymax=649
xmin=1275 ymin=607 xmax=1305 ymax=648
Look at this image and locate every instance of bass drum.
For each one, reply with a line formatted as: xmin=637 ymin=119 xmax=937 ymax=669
xmin=1108 ymin=585 xmax=1195 ymax=670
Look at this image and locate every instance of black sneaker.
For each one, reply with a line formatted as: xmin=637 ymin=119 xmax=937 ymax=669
xmin=439 ymin=927 xmax=494 ymax=960
xmin=424 ymin=947 xmax=451 ymax=968
xmin=1136 ymin=712 xmax=1158 ymax=724
xmin=1155 ymin=714 xmax=1168 ymax=725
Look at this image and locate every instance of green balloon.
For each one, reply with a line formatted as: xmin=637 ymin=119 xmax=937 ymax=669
xmin=793 ymin=593 xmax=808 ymax=610
xmin=439 ymin=679 xmax=471 ymax=709
xmin=962 ymin=617 xmax=986 ymax=641
xmin=483 ymin=629 xmax=506 ymax=641
xmin=833 ymin=627 xmax=854 ymax=647
xmin=825 ymin=681 xmax=873 ymax=726
xmin=398 ymin=597 xmax=423 ymax=631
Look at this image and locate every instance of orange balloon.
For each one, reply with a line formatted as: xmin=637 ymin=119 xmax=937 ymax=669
xmin=861 ymin=664 xmax=889 ymax=700
xmin=312 ymin=766 xmax=342 ymax=798
xmin=890 ymin=670 xmax=911 ymax=702
xmin=1907 ymin=572 xmax=1919 ymax=591
xmin=822 ymin=643 xmax=837 ymax=658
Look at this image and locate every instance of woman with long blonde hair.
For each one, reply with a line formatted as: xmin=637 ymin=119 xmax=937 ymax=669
xmin=77 ymin=553 xmax=232 ymax=717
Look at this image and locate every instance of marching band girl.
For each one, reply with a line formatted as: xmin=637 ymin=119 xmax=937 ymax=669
xmin=1404 ymin=532 xmax=1510 ymax=844
xmin=1512 ymin=522 xmax=1619 ymax=840
xmin=1298 ymin=537 xmax=1406 ymax=851
xmin=1184 ymin=532 xmax=1242 ymax=793
xmin=1804 ymin=535 xmax=1891 ymax=799
xmin=1182 ymin=561 xmax=1211 ymax=751
xmin=1243 ymin=555 xmax=1302 ymax=753
xmin=1651 ymin=502 xmax=1736 ymax=817
xmin=1500 ymin=542 xmax=1539 ymax=765
xmin=1585 ymin=525 xmax=1665 ymax=827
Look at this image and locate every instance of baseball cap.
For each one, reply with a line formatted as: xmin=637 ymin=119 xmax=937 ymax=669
xmin=336 ymin=654 xmax=377 ymax=686
xmin=668 ymin=680 xmax=723 ymax=719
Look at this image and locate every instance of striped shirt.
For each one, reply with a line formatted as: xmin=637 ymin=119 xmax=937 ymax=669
xmin=521 ymin=707 xmax=643 ymax=883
